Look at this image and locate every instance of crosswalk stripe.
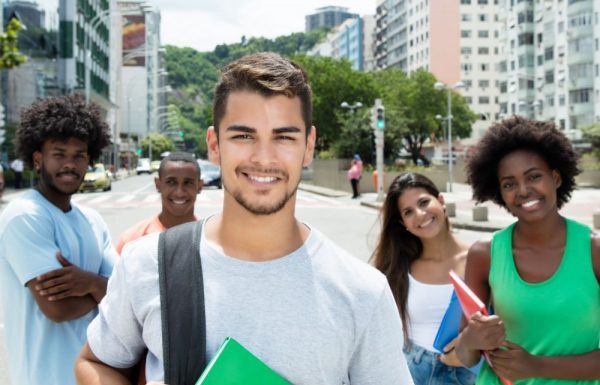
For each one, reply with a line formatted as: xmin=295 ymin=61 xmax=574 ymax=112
xmin=143 ymin=194 xmax=160 ymax=203
xmin=116 ymin=194 xmax=136 ymax=203
xmin=86 ymin=195 xmax=113 ymax=204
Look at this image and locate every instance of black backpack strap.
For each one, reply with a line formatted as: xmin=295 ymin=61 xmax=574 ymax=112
xmin=158 ymin=220 xmax=206 ymax=385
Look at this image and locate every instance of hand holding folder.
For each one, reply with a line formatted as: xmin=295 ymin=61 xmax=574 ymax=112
xmin=449 ymin=271 xmax=513 ymax=385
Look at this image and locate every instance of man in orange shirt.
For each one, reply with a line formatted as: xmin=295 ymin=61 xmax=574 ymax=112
xmin=116 ymin=152 xmax=202 ymax=254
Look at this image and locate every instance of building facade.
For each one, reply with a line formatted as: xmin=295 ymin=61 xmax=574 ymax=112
xmin=375 ymin=0 xmax=502 ymax=141
xmin=58 ymin=0 xmax=111 ymax=109
xmin=305 ymin=6 xmax=358 ymax=32
xmin=498 ymin=0 xmax=599 ymax=137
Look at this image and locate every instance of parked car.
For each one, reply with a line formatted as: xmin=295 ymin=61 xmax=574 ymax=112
xmin=151 ymin=160 xmax=161 ymax=173
xmin=198 ymin=160 xmax=222 ymax=189
xmin=80 ymin=163 xmax=112 ymax=192
xmin=136 ymin=158 xmax=152 ymax=175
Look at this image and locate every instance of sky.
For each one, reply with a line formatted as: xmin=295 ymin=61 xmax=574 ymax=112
xmin=149 ymin=0 xmax=377 ymax=52
xmin=30 ymin=0 xmax=376 ymax=52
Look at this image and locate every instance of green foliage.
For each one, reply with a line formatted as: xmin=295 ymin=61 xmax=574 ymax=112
xmin=332 ymin=108 xmax=375 ymax=163
xmin=0 ymin=122 xmax=18 ymax=158
xmin=581 ymin=123 xmax=600 ymax=162
xmin=0 ymin=18 xmax=27 ymax=69
xmin=293 ymin=55 xmax=378 ymax=150
xmin=141 ymin=133 xmax=175 ymax=160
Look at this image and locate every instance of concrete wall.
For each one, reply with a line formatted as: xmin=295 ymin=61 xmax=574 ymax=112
xmin=576 ymin=170 xmax=600 ymax=188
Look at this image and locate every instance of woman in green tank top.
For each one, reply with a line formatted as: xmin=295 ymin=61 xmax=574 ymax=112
xmin=454 ymin=116 xmax=600 ymax=384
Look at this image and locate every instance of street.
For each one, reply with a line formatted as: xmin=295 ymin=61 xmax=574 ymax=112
xmin=0 ymin=174 xmax=489 ymax=385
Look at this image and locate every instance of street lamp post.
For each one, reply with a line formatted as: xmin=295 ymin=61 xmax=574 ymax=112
xmin=434 ymin=81 xmax=464 ymax=193
xmin=340 ymin=101 xmax=363 ymax=154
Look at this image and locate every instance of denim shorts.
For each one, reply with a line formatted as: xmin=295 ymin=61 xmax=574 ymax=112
xmin=403 ymin=343 xmax=476 ymax=385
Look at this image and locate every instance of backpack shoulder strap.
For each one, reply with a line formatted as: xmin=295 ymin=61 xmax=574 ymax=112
xmin=158 ymin=220 xmax=206 ymax=385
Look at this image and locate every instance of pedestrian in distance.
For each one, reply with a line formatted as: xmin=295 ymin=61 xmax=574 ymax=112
xmin=0 ymin=94 xmax=117 ymax=385
xmin=10 ymin=157 xmax=23 ymax=188
xmin=116 ymin=152 xmax=203 ymax=254
xmin=371 ymin=172 xmax=476 ymax=385
xmin=75 ymin=52 xmax=414 ymax=385
xmin=347 ymin=154 xmax=363 ymax=198
xmin=455 ymin=116 xmax=600 ymax=384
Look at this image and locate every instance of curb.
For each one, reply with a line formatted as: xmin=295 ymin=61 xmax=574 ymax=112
xmin=297 ymin=183 xmax=349 ymax=198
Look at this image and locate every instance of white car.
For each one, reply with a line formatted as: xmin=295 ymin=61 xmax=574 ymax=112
xmin=136 ymin=158 xmax=152 ymax=175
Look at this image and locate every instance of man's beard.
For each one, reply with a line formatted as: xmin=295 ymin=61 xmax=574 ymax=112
xmin=225 ymin=167 xmax=299 ymax=216
xmin=39 ymin=164 xmax=82 ymax=196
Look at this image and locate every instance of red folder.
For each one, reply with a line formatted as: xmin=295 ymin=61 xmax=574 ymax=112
xmin=449 ymin=271 xmax=513 ymax=385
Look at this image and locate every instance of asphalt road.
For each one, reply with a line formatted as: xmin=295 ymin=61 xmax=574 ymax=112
xmin=0 ymin=174 xmax=489 ymax=384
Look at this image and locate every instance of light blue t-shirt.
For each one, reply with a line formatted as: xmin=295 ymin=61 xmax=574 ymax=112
xmin=0 ymin=189 xmax=116 ymax=385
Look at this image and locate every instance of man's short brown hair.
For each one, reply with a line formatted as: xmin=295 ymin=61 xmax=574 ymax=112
xmin=212 ymin=52 xmax=312 ymax=137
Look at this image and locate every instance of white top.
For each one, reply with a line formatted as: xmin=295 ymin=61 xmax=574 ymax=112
xmin=406 ymin=273 xmax=454 ymax=352
xmin=88 ymin=224 xmax=414 ymax=385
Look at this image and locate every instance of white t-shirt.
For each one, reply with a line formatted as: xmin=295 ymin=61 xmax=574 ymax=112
xmin=88 ymin=223 xmax=414 ymax=385
xmin=406 ymin=273 xmax=453 ymax=352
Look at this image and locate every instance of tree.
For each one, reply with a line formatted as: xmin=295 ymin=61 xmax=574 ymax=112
xmin=375 ymin=70 xmax=476 ymax=165
xmin=333 ymin=108 xmax=375 ymax=163
xmin=581 ymin=123 xmax=600 ymax=162
xmin=0 ymin=18 xmax=27 ymax=69
xmin=141 ymin=133 xmax=174 ymax=160
xmin=293 ymin=55 xmax=378 ymax=151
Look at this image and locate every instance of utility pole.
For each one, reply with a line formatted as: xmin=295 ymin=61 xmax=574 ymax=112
xmin=372 ymin=99 xmax=385 ymax=202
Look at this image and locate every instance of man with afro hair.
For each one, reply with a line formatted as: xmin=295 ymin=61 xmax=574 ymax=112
xmin=0 ymin=94 xmax=117 ymax=385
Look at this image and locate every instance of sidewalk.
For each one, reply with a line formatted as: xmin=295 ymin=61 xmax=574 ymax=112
xmin=299 ymin=182 xmax=600 ymax=232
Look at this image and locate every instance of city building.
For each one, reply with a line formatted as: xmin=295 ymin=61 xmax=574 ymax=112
xmin=308 ymin=15 xmax=375 ymax=72
xmin=498 ymin=0 xmax=599 ymax=138
xmin=374 ymin=0 xmax=502 ymax=141
xmin=3 ymin=0 xmax=45 ymax=28
xmin=305 ymin=6 xmax=358 ymax=32
xmin=117 ymin=1 xmax=166 ymax=165
xmin=58 ymin=0 xmax=112 ymax=109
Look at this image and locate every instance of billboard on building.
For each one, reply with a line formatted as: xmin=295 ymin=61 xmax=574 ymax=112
xmin=122 ymin=14 xmax=145 ymax=66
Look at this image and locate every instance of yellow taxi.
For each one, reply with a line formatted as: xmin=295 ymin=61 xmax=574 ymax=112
xmin=79 ymin=163 xmax=112 ymax=192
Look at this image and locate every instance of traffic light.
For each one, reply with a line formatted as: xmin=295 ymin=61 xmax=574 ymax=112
xmin=178 ymin=131 xmax=184 ymax=138
xmin=376 ymin=106 xmax=385 ymax=129
xmin=136 ymin=148 xmax=142 ymax=155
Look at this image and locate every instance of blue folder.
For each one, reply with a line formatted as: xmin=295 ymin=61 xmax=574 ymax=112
xmin=433 ymin=290 xmax=482 ymax=374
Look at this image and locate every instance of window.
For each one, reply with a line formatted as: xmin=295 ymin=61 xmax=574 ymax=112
xmin=461 ymin=0 xmax=471 ymax=3
xmin=518 ymin=32 xmax=534 ymax=45
xmin=537 ymin=55 xmax=544 ymax=65
xmin=544 ymin=46 xmax=554 ymax=60
xmin=479 ymin=14 xmax=488 ymax=22
xmin=519 ymin=79 xmax=534 ymax=89
xmin=479 ymin=96 xmax=490 ymax=104
xmin=461 ymin=14 xmax=472 ymax=22
xmin=464 ymin=96 xmax=473 ymax=104
xmin=545 ymin=70 xmax=554 ymax=84
xmin=461 ymin=47 xmax=473 ymax=54
xmin=478 ymin=0 xmax=488 ymax=3
xmin=559 ymin=94 xmax=566 ymax=105
xmin=570 ymin=88 xmax=592 ymax=103
xmin=478 ymin=30 xmax=489 ymax=38
xmin=462 ymin=63 xmax=473 ymax=71
xmin=463 ymin=79 xmax=473 ymax=87
xmin=499 ymin=82 xmax=507 ymax=93
xmin=461 ymin=30 xmax=472 ymax=38
xmin=478 ymin=47 xmax=489 ymax=54
xmin=569 ymin=63 xmax=594 ymax=79
xmin=479 ymin=79 xmax=490 ymax=88
xmin=480 ymin=63 xmax=489 ymax=71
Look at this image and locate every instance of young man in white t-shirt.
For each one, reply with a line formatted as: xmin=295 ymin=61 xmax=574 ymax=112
xmin=76 ymin=52 xmax=413 ymax=385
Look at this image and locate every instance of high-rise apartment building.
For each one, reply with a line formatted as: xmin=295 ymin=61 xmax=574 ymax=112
xmin=375 ymin=0 xmax=501 ymax=140
xmin=305 ymin=6 xmax=358 ymax=32
xmin=498 ymin=0 xmax=599 ymax=136
xmin=308 ymin=15 xmax=375 ymax=72
xmin=58 ymin=0 xmax=112 ymax=109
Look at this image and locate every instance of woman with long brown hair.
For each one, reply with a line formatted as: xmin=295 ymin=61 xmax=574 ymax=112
xmin=372 ymin=172 xmax=475 ymax=385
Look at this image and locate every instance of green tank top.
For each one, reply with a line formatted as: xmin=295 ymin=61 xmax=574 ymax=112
xmin=476 ymin=218 xmax=600 ymax=385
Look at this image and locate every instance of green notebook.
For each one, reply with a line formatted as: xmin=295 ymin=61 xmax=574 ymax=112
xmin=195 ymin=337 xmax=292 ymax=385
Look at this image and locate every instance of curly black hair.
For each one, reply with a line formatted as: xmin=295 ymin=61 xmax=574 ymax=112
xmin=466 ymin=116 xmax=580 ymax=209
xmin=15 ymin=93 xmax=111 ymax=168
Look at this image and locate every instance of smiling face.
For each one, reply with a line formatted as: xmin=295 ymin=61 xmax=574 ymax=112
xmin=155 ymin=160 xmax=202 ymax=221
xmin=397 ymin=187 xmax=447 ymax=239
xmin=497 ymin=149 xmax=561 ymax=221
xmin=207 ymin=90 xmax=315 ymax=216
xmin=33 ymin=137 xmax=89 ymax=199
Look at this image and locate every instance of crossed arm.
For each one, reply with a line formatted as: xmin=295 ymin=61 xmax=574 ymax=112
xmin=27 ymin=251 xmax=108 ymax=322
